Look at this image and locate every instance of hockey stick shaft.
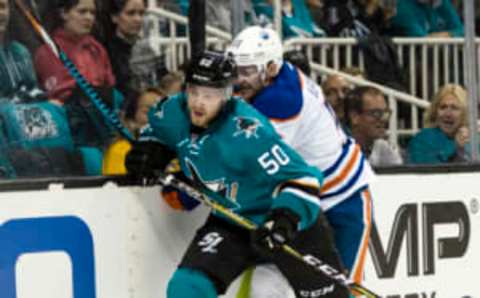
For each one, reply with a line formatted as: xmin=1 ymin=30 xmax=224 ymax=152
xmin=15 ymin=0 xmax=135 ymax=143
xmin=157 ymin=172 xmax=380 ymax=298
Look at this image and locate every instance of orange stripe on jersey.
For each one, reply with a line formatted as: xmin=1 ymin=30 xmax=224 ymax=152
xmin=352 ymin=189 xmax=372 ymax=288
xmin=269 ymin=113 xmax=301 ymax=123
xmin=321 ymin=145 xmax=361 ymax=193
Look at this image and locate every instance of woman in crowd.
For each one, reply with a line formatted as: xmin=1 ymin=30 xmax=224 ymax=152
xmin=408 ymin=84 xmax=469 ymax=164
xmin=34 ymin=0 xmax=119 ymax=150
xmin=103 ymin=0 xmax=154 ymax=97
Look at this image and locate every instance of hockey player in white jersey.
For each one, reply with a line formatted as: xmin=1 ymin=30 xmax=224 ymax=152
xmin=227 ymin=26 xmax=375 ymax=298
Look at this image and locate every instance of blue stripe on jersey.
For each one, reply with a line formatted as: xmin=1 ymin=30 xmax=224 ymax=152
xmin=324 ymin=185 xmax=370 ymax=271
xmin=252 ymin=63 xmax=303 ymax=120
xmin=321 ymin=154 xmax=366 ymax=199
xmin=323 ymin=138 xmax=353 ymax=177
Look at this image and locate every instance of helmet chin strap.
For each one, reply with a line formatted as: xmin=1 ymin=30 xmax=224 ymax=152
xmin=261 ymin=61 xmax=280 ymax=86
xmin=259 ymin=65 xmax=268 ymax=82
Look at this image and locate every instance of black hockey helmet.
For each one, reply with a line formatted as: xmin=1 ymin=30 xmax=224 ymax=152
xmin=185 ymin=50 xmax=237 ymax=89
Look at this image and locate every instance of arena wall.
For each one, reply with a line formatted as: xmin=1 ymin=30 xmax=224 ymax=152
xmin=0 ymin=170 xmax=477 ymax=298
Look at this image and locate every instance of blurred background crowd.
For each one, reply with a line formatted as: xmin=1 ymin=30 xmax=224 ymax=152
xmin=0 ymin=0 xmax=477 ymax=179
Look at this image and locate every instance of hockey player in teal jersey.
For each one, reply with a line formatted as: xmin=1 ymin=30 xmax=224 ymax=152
xmin=125 ymin=51 xmax=349 ymax=298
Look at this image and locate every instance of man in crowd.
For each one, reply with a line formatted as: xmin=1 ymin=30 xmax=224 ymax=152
xmin=347 ymin=86 xmax=403 ymax=167
xmin=322 ymin=74 xmax=353 ymax=126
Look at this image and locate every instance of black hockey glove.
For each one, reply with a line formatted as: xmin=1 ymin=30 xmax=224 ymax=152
xmin=125 ymin=141 xmax=175 ymax=179
xmin=251 ymin=208 xmax=300 ymax=256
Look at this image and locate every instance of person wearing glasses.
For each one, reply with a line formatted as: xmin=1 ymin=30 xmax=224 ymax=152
xmin=347 ymin=86 xmax=403 ymax=167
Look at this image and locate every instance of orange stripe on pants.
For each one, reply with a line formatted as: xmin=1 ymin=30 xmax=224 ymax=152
xmin=351 ymin=189 xmax=372 ymax=289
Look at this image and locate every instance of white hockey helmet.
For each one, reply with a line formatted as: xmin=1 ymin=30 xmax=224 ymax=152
xmin=227 ymin=26 xmax=283 ymax=74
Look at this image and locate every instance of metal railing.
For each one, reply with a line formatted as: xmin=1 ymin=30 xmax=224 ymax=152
xmin=310 ymin=63 xmax=430 ymax=146
xmin=143 ymin=6 xmax=232 ymax=70
xmin=285 ymin=37 xmax=480 ymax=101
xmin=141 ymin=6 xmax=457 ymax=144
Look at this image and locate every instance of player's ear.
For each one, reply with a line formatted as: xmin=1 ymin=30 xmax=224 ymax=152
xmin=266 ymin=62 xmax=278 ymax=79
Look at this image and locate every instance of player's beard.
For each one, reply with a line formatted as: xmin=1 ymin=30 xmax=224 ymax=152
xmin=190 ymin=109 xmax=208 ymax=127
xmin=235 ymin=82 xmax=263 ymax=102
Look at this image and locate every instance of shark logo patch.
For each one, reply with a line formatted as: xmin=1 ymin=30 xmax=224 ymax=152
xmin=185 ymin=158 xmax=240 ymax=209
xmin=233 ymin=117 xmax=262 ymax=139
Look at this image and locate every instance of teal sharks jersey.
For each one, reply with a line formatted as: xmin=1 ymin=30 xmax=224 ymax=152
xmin=140 ymin=93 xmax=323 ymax=229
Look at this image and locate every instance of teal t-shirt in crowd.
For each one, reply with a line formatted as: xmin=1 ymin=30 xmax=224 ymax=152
xmin=252 ymin=0 xmax=325 ymax=39
xmin=390 ymin=0 xmax=464 ymax=37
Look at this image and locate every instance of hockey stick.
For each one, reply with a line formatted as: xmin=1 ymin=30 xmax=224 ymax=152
xmin=156 ymin=171 xmax=381 ymax=298
xmin=14 ymin=0 xmax=135 ymax=143
xmin=15 ymin=3 xmax=376 ymax=295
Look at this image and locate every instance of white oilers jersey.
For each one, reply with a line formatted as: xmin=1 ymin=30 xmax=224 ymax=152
xmin=251 ymin=63 xmax=374 ymax=210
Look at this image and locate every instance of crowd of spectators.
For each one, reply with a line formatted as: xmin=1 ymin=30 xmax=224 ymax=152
xmin=0 ymin=0 xmax=184 ymax=179
xmin=0 ymin=0 xmax=474 ymax=180
xmin=170 ymin=0 xmax=465 ymax=39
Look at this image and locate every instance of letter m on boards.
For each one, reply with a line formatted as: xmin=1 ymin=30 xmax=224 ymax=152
xmin=369 ymin=201 xmax=470 ymax=278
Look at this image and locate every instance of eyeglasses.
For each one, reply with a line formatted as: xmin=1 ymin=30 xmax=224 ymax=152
xmin=362 ymin=108 xmax=392 ymax=120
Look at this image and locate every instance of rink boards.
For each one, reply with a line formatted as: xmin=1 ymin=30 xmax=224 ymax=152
xmin=0 ymin=170 xmax=478 ymax=298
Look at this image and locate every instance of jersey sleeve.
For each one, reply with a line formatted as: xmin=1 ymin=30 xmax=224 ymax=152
xmin=241 ymin=120 xmax=324 ymax=230
xmin=138 ymin=94 xmax=188 ymax=150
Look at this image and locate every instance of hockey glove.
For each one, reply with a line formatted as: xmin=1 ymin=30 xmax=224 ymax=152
xmin=161 ymin=159 xmax=200 ymax=211
xmin=251 ymin=208 xmax=300 ymax=256
xmin=125 ymin=141 xmax=175 ymax=179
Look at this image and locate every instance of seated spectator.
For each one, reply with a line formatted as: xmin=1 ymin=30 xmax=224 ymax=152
xmin=103 ymin=87 xmax=163 ymax=174
xmin=322 ymin=73 xmax=353 ymax=125
xmin=320 ymin=0 xmax=395 ymax=37
xmin=347 ymin=86 xmax=403 ymax=166
xmin=408 ymin=84 xmax=469 ymax=164
xmin=253 ymin=0 xmax=325 ymax=38
xmin=102 ymin=0 xmax=166 ymax=100
xmin=389 ymin=0 xmax=464 ymax=37
xmin=0 ymin=0 xmax=89 ymax=178
xmin=34 ymin=0 xmax=120 ymax=149
xmin=103 ymin=0 xmax=146 ymax=98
